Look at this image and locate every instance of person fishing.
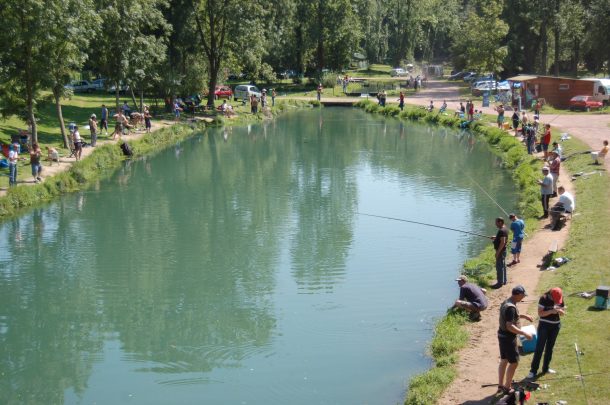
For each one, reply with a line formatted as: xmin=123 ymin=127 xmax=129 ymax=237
xmin=453 ymin=275 xmax=488 ymax=321
xmin=491 ymin=217 xmax=508 ymax=288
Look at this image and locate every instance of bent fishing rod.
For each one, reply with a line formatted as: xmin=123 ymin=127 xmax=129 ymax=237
xmin=357 ymin=212 xmax=491 ymax=239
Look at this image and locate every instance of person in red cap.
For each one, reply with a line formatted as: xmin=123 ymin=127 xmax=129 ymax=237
xmin=526 ymin=287 xmax=566 ymax=379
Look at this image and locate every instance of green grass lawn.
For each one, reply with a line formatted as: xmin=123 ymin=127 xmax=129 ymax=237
xmin=523 ymin=135 xmax=610 ymax=404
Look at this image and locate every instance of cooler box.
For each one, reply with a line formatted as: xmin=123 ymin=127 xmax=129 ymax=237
xmin=595 ymin=286 xmax=609 ymax=310
xmin=519 ymin=324 xmax=538 ymax=353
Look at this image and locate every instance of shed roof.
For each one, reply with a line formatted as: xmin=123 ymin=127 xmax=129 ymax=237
xmin=507 ymin=75 xmax=538 ymax=81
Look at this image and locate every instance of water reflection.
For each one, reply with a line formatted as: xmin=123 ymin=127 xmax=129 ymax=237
xmin=0 ymin=108 xmax=518 ymax=404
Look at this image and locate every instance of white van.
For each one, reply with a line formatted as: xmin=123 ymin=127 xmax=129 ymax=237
xmin=234 ymin=85 xmax=262 ymax=101
xmin=583 ymin=78 xmax=610 ymax=105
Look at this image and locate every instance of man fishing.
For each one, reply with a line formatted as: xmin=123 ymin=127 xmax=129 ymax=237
xmin=453 ymin=275 xmax=488 ymax=321
xmin=491 ymin=217 xmax=508 ymax=288
xmin=497 ymin=285 xmax=534 ymax=395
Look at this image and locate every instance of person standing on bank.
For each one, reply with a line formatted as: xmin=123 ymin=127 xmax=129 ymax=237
xmin=8 ymin=143 xmax=20 ymax=187
xmin=100 ymin=104 xmax=109 ymax=135
xmin=453 ymin=275 xmax=488 ymax=321
xmin=538 ymin=166 xmax=554 ymax=218
xmin=491 ymin=217 xmax=508 ymax=288
xmin=89 ymin=114 xmax=98 ymax=147
xmin=29 ymin=143 xmax=43 ymax=183
xmin=497 ymin=285 xmax=534 ymax=395
xmin=527 ymin=287 xmax=565 ymax=379
xmin=508 ymin=214 xmax=525 ymax=267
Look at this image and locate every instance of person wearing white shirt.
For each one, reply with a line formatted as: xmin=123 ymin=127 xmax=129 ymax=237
xmin=550 ymin=186 xmax=575 ymax=230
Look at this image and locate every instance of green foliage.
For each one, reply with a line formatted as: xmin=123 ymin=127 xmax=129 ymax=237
xmin=451 ymin=0 xmax=508 ymax=74
xmin=405 ymin=311 xmax=468 ymax=405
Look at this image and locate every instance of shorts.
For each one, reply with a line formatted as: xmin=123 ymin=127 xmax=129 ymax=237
xmin=542 ymin=143 xmax=549 ymax=151
xmin=498 ymin=334 xmax=519 ymax=363
xmin=497 ymin=116 xmax=504 ymax=124
xmin=511 ymin=239 xmax=522 ymax=254
xmin=115 ymin=122 xmax=123 ymax=131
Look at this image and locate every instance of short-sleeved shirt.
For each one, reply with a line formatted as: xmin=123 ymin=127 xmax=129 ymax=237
xmin=459 ymin=283 xmax=488 ymax=309
xmin=101 ymin=107 xmax=108 ymax=120
xmin=510 ymin=219 xmax=525 ymax=240
xmin=538 ymin=293 xmax=564 ymax=325
xmin=498 ymin=299 xmax=519 ymax=338
xmin=494 ymin=227 xmax=508 ymax=252
xmin=549 ymin=157 xmax=560 ymax=174
xmin=8 ymin=150 xmax=18 ymax=163
xmin=558 ymin=191 xmax=575 ymax=212
xmin=541 ymin=174 xmax=553 ymax=195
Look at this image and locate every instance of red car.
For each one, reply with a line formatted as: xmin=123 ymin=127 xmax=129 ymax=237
xmin=569 ymin=95 xmax=603 ymax=111
xmin=214 ymin=85 xmax=233 ymax=99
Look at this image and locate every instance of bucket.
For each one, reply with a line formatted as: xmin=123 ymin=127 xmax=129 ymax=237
xmin=519 ymin=324 xmax=538 ymax=353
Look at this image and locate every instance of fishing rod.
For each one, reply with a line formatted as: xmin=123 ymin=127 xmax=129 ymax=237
xmin=575 ymin=342 xmax=590 ymax=405
xmin=464 ymin=172 xmax=510 ymax=217
xmin=357 ymin=212 xmax=491 ymax=239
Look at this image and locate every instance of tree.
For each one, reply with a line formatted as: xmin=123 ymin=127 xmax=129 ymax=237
xmin=45 ymin=0 xmax=100 ymax=148
xmin=0 ymin=0 xmax=55 ymax=144
xmin=93 ymin=0 xmax=170 ymax=111
xmin=452 ymin=0 xmax=508 ymax=74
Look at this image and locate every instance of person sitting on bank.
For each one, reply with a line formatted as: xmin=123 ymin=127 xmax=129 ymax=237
xmin=591 ymin=140 xmax=608 ymax=165
xmin=453 ymin=275 xmax=488 ymax=321
xmin=549 ymin=186 xmax=575 ymax=231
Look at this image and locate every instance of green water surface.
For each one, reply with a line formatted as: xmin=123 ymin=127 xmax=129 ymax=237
xmin=0 ymin=108 xmax=517 ymax=404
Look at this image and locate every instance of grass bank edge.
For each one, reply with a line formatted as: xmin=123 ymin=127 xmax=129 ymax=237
xmin=0 ymin=99 xmax=318 ymax=221
xmin=0 ymin=123 xmax=199 ymax=221
xmin=354 ymin=99 xmax=544 ymax=405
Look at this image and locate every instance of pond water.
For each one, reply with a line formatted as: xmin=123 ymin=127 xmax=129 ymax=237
xmin=0 ymin=108 xmax=517 ymax=405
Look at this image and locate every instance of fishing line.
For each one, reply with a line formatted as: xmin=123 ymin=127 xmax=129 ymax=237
xmin=463 ymin=172 xmax=510 ymax=217
xmin=357 ymin=212 xmax=490 ymax=239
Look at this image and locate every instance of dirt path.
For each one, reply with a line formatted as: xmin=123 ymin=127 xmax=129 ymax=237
xmin=0 ymin=119 xmax=179 ymax=197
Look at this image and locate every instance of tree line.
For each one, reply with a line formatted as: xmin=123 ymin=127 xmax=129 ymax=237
xmin=1 ymin=0 xmax=609 ymax=145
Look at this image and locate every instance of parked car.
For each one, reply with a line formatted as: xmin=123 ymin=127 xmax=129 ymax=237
xmin=91 ymin=78 xmax=107 ymax=90
xmin=448 ymin=71 xmax=469 ymax=80
xmin=214 ymin=85 xmax=233 ymax=99
xmin=279 ymin=69 xmax=297 ymax=79
xmin=64 ymin=80 xmax=96 ymax=93
xmin=234 ymin=84 xmax=262 ymax=101
xmin=390 ymin=68 xmax=407 ymax=77
xmin=107 ymin=82 xmax=130 ymax=94
xmin=569 ymin=95 xmax=603 ymax=111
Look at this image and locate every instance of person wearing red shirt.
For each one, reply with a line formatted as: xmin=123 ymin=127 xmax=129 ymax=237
xmin=541 ymin=124 xmax=552 ymax=160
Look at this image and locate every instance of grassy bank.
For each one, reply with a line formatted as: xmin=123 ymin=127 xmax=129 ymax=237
xmin=0 ymin=123 xmax=198 ymax=220
xmin=525 ymin=138 xmax=610 ymax=404
xmin=353 ymin=100 xmax=548 ymax=404
xmin=0 ymin=98 xmax=317 ymax=221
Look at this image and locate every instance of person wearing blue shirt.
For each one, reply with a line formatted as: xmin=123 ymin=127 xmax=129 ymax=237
xmin=508 ymin=213 xmax=525 ymax=267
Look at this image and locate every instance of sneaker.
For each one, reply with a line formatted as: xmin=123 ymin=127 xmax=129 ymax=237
xmin=526 ymin=372 xmax=536 ymax=379
xmin=546 ymin=368 xmax=557 ymax=374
